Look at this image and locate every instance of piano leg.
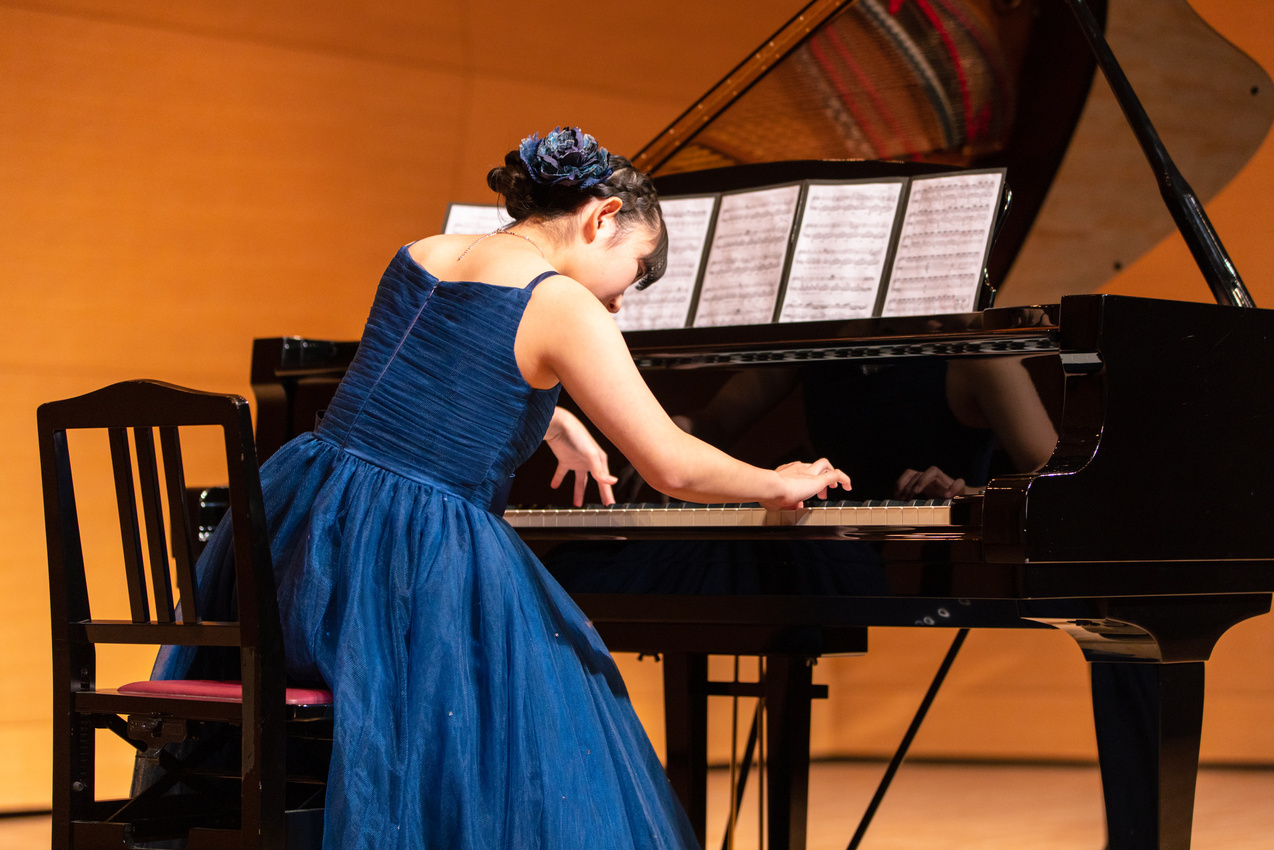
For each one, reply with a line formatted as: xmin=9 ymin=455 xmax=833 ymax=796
xmin=1029 ymin=594 xmax=1271 ymax=850
xmin=661 ymin=652 xmax=820 ymax=850
xmin=663 ymin=651 xmax=709 ymax=848
xmin=763 ymin=655 xmax=815 ymax=850
xmin=1091 ymin=661 xmax=1204 ymax=850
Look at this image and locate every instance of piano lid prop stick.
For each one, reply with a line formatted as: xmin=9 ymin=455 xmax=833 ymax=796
xmin=1062 ymin=0 xmax=1255 ymax=309
xmin=846 ymin=628 xmax=970 ymax=850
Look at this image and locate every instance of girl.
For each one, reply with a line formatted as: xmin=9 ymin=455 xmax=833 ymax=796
xmin=169 ymin=127 xmax=850 ymax=849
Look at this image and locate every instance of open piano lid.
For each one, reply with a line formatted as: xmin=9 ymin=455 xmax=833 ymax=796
xmin=632 ymin=0 xmax=1273 ymax=307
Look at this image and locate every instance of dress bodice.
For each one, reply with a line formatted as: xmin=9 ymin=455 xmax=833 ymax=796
xmin=316 ymin=245 xmax=561 ymax=509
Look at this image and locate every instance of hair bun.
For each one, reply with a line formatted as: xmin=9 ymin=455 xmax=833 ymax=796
xmin=486 ymin=131 xmax=667 ymax=288
xmin=518 ymin=127 xmax=613 ymax=189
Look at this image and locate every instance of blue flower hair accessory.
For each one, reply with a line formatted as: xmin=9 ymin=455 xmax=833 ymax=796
xmin=518 ymin=127 xmax=613 ymax=189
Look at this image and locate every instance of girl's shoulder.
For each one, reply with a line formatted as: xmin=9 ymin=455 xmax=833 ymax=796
xmin=405 ymin=234 xmax=468 ymax=269
xmin=526 ymin=272 xmax=605 ymax=314
xmin=522 ymin=275 xmax=622 ymax=348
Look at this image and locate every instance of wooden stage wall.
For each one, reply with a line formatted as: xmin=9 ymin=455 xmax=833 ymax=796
xmin=3 ymin=0 xmax=1273 ymax=811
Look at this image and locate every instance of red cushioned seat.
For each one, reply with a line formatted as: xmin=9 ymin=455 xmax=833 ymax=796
xmin=119 ymin=679 xmax=333 ymax=706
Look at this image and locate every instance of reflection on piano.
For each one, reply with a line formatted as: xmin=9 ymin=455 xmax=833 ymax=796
xmin=239 ymin=1 xmax=1274 ymax=848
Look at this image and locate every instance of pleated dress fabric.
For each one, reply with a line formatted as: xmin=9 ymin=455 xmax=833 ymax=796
xmin=159 ymin=245 xmax=699 ymax=849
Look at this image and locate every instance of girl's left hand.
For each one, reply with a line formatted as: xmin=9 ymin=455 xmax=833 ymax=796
xmin=544 ymin=407 xmax=618 ymax=506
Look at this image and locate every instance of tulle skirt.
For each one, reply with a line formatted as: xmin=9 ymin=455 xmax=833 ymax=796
xmin=165 ymin=434 xmax=698 ymax=850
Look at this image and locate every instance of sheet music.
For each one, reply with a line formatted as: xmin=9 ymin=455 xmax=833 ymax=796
xmin=616 ymin=195 xmax=716 ymax=331
xmin=779 ymin=181 xmax=905 ymax=323
xmin=442 ymin=203 xmax=512 ymax=234
xmin=693 ymin=184 xmax=801 ymax=327
xmin=880 ymin=171 xmax=1004 ymax=316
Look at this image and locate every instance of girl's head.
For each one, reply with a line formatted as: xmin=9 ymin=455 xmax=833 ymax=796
xmin=487 ymin=128 xmax=668 ymax=289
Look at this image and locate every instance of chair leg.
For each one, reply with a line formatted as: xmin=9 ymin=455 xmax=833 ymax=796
xmin=54 ymin=708 xmax=96 ymax=850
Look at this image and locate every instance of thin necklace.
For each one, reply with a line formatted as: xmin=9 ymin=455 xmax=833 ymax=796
xmin=456 ymin=227 xmax=544 ymax=261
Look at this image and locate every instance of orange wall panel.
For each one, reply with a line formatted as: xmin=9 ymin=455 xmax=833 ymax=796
xmin=5 ymin=0 xmax=1274 ymax=813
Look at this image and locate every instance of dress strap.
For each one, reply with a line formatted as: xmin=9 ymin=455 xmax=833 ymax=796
xmin=526 ymin=271 xmax=561 ymax=292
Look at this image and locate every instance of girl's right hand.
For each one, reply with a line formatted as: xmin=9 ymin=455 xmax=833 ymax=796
xmin=894 ymin=465 xmax=971 ymax=500
xmin=760 ymin=459 xmax=852 ymax=510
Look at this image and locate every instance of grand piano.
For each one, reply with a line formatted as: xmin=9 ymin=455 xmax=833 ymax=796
xmin=241 ymin=1 xmax=1274 ymax=848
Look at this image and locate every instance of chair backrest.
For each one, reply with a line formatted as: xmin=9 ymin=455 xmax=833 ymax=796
xmin=38 ymin=379 xmax=288 ymax=844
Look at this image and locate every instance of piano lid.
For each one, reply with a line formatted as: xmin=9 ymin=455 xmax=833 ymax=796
xmin=634 ymin=0 xmax=1273 ymax=305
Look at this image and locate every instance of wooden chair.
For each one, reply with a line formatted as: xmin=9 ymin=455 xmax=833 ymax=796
xmin=39 ymin=380 xmax=332 ymax=849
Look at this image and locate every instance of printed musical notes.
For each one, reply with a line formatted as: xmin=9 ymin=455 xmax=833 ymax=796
xmin=880 ymin=171 xmax=1006 ymax=316
xmin=616 ymin=195 xmax=717 ymax=331
xmin=693 ymin=184 xmax=802 ymax=327
xmin=779 ymin=180 xmax=906 ymax=322
xmin=439 ymin=167 xmax=1005 ymax=331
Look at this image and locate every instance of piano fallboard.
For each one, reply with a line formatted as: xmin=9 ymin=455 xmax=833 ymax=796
xmin=623 ymin=303 xmax=1059 ymax=368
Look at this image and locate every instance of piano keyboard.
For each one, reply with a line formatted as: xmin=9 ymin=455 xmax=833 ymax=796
xmin=504 ymin=500 xmax=953 ymax=528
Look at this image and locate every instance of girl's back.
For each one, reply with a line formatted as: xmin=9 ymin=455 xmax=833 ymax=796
xmin=318 ymin=243 xmax=560 ymax=509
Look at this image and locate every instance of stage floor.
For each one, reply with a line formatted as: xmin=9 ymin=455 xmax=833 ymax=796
xmin=4 ymin=761 xmax=1271 ymax=849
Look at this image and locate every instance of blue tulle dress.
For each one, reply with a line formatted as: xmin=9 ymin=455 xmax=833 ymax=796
xmin=157 ymin=245 xmax=699 ymax=849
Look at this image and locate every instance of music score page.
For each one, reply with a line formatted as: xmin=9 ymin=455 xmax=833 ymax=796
xmin=615 ymin=195 xmax=716 ymax=331
xmin=442 ymin=203 xmax=512 ymax=234
xmin=880 ymin=171 xmax=1004 ymax=316
xmin=779 ymin=180 xmax=905 ymax=322
xmin=693 ymin=184 xmax=802 ymax=327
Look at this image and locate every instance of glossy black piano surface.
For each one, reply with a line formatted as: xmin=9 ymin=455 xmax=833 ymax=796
xmin=245 ymin=290 xmax=1274 ymax=848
